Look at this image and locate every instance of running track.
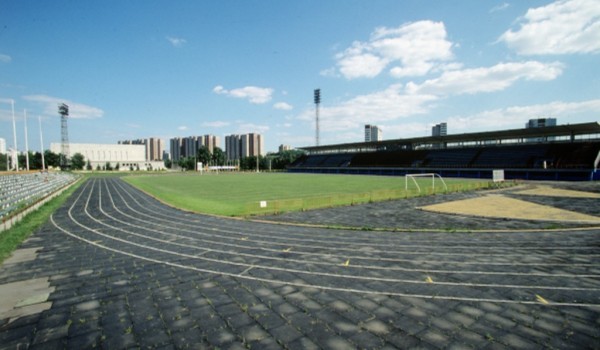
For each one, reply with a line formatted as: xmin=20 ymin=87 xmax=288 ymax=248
xmin=51 ymin=177 xmax=600 ymax=307
xmin=1 ymin=176 xmax=598 ymax=349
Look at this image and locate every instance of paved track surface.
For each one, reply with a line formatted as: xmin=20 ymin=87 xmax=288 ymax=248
xmin=1 ymin=177 xmax=599 ymax=349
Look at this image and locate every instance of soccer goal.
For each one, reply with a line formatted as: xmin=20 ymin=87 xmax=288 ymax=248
xmin=405 ymin=173 xmax=448 ymax=193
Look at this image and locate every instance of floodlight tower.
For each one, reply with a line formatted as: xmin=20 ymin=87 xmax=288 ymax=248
xmin=58 ymin=103 xmax=70 ymax=169
xmin=314 ymin=89 xmax=320 ymax=146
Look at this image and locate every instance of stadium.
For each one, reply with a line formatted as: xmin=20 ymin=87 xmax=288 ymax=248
xmin=1 ymin=121 xmax=599 ymax=349
xmin=290 ymin=121 xmax=600 ymax=182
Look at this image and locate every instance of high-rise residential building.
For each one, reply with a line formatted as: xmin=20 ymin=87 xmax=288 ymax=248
xmin=226 ymin=133 xmax=264 ymax=160
xmin=148 ymin=138 xmax=164 ymax=161
xmin=170 ymin=137 xmax=182 ymax=162
xmin=432 ymin=123 xmax=448 ymax=137
xmin=168 ymin=135 xmax=221 ymax=162
xmin=118 ymin=138 xmax=164 ymax=161
xmin=225 ymin=135 xmax=241 ymax=161
xmin=526 ymin=118 xmax=557 ymax=142
xmin=526 ymin=118 xmax=557 ymax=128
xmin=279 ymin=144 xmax=292 ymax=153
xmin=365 ymin=125 xmax=382 ymax=142
xmin=199 ymin=135 xmax=220 ymax=154
xmin=183 ymin=137 xmax=197 ymax=158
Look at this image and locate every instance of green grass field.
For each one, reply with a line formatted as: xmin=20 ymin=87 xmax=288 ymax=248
xmin=124 ymin=172 xmax=495 ymax=216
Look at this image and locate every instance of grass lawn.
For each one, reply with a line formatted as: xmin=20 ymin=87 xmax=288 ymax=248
xmin=124 ymin=172 xmax=492 ymax=216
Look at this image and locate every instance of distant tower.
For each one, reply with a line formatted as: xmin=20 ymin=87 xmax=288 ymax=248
xmin=365 ymin=124 xmax=382 ymax=142
xmin=59 ymin=103 xmax=70 ymax=169
xmin=314 ymin=89 xmax=321 ymax=146
xmin=432 ymin=122 xmax=447 ymax=137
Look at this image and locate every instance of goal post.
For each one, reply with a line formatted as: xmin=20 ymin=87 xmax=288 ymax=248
xmin=405 ymin=173 xmax=448 ymax=193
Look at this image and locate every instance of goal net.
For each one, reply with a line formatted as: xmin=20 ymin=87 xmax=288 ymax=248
xmin=405 ymin=173 xmax=448 ymax=193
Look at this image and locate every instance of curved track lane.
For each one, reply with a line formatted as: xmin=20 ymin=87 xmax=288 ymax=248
xmin=50 ymin=177 xmax=600 ymax=308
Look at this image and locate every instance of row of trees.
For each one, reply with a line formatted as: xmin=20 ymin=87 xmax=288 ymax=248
xmin=169 ymin=146 xmax=305 ymax=171
xmin=0 ymin=150 xmax=64 ymax=171
xmin=1 ymin=147 xmax=306 ymax=172
xmin=0 ymin=151 xmax=108 ymax=171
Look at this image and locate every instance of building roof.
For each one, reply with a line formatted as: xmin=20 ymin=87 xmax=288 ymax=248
xmin=300 ymin=122 xmax=600 ymax=154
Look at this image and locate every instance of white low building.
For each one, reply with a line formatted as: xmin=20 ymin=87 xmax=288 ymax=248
xmin=50 ymin=143 xmax=165 ymax=170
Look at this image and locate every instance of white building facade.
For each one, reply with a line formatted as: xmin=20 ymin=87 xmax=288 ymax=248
xmin=50 ymin=143 xmax=165 ymax=170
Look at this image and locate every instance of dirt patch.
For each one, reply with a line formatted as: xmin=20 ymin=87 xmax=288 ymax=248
xmin=419 ymin=194 xmax=600 ymax=224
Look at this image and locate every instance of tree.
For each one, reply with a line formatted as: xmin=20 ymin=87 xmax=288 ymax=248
xmin=86 ymin=160 xmax=92 ymax=171
xmin=164 ymin=158 xmax=172 ymax=169
xmin=178 ymin=156 xmax=195 ymax=171
xmin=71 ymin=153 xmax=85 ymax=170
xmin=212 ymin=147 xmax=226 ymax=166
xmin=0 ymin=153 xmax=7 ymax=171
xmin=31 ymin=152 xmax=43 ymax=170
xmin=271 ymin=149 xmax=305 ymax=170
xmin=105 ymin=162 xmax=113 ymax=171
xmin=44 ymin=150 xmax=60 ymax=168
xmin=197 ymin=146 xmax=211 ymax=166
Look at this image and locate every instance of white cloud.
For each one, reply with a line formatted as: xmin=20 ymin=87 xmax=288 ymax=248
xmin=213 ymin=85 xmax=273 ymax=104
xmin=448 ymin=99 xmax=600 ymax=132
xmin=178 ymin=125 xmax=188 ymax=131
xmin=331 ymin=21 xmax=455 ymax=79
xmin=23 ymin=94 xmax=104 ymax=119
xmin=406 ymin=61 xmax=564 ymax=96
xmin=202 ymin=121 xmax=230 ymax=128
xmin=298 ymin=84 xmax=438 ymax=132
xmin=236 ymin=123 xmax=270 ymax=134
xmin=166 ymin=36 xmax=187 ymax=47
xmin=0 ymin=54 xmax=12 ymax=63
xmin=294 ymin=59 xmax=569 ymax=143
xmin=273 ymin=102 xmax=293 ymax=111
xmin=499 ymin=0 xmax=600 ymax=55
xmin=336 ymin=49 xmax=388 ymax=79
xmin=490 ymin=3 xmax=510 ymax=13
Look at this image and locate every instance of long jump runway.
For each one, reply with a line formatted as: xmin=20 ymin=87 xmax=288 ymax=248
xmin=1 ymin=177 xmax=599 ymax=349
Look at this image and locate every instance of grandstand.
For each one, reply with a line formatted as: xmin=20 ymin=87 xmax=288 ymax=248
xmin=289 ymin=122 xmax=600 ymax=181
xmin=0 ymin=172 xmax=78 ymax=223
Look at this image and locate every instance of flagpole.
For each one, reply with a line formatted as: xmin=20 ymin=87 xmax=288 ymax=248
xmin=11 ymin=99 xmax=18 ymax=172
xmin=24 ymin=109 xmax=30 ymax=171
xmin=39 ymin=116 xmax=45 ymax=171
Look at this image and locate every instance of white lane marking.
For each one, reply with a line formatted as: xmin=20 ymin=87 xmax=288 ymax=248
xmin=50 ymin=214 xmax=600 ymax=309
xmin=106 ymin=179 xmax=600 ymax=266
xmin=96 ymin=179 xmax=600 ymax=280
xmin=112 ymin=180 xmax=598 ymax=253
xmin=52 ymin=179 xmax=600 ymax=293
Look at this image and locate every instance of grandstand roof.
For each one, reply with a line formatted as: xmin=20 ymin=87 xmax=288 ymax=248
xmin=300 ymin=122 xmax=600 ymax=154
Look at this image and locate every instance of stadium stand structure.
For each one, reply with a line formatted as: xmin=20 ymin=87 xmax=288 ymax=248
xmin=289 ymin=122 xmax=600 ymax=181
xmin=0 ymin=172 xmax=78 ymax=220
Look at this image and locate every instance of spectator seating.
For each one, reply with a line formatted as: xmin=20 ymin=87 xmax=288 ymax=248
xmin=0 ymin=172 xmax=78 ymax=220
xmin=423 ymin=148 xmax=481 ymax=168
xmin=289 ymin=141 xmax=600 ymax=171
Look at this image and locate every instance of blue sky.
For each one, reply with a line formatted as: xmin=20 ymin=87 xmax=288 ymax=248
xmin=1 ymin=0 xmax=599 ymax=154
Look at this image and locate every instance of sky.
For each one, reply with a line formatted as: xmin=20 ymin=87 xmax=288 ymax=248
xmin=1 ymin=0 xmax=599 ymax=155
